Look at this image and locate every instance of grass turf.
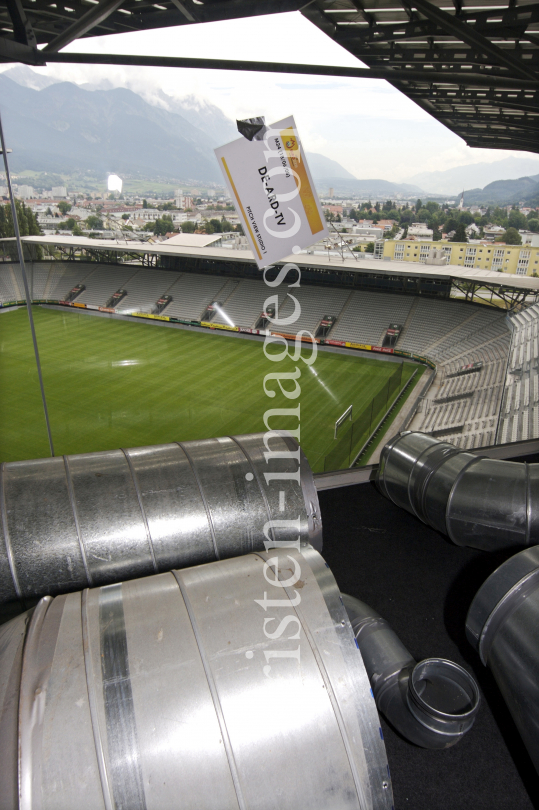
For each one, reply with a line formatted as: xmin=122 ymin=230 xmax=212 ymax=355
xmin=0 ymin=307 xmax=423 ymax=471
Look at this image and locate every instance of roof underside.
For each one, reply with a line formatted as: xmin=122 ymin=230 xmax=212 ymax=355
xmin=0 ymin=0 xmax=537 ymax=153
xmin=17 ymin=234 xmax=539 ymax=292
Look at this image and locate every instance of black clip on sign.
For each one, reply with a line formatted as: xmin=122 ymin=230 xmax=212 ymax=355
xmin=236 ymin=116 xmax=268 ymax=142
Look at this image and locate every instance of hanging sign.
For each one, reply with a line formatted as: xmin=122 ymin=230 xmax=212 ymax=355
xmin=215 ymin=115 xmax=328 ymax=268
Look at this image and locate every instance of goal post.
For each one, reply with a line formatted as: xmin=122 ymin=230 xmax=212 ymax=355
xmin=334 ymin=404 xmax=353 ymax=439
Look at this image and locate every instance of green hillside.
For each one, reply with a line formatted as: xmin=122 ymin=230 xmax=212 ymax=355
xmin=0 ymin=307 xmax=422 ymax=471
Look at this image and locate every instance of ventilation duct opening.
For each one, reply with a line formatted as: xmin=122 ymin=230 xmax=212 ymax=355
xmin=342 ymin=594 xmax=480 ymax=750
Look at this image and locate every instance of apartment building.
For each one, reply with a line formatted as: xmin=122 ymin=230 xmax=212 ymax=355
xmin=382 ymin=239 xmax=539 ymax=276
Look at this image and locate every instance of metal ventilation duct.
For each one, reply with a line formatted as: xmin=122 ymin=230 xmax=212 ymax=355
xmin=466 ymin=545 xmax=539 ymax=776
xmin=377 ymin=432 xmax=538 ymax=552
xmin=0 ymin=547 xmax=393 ymax=810
xmin=0 ymin=433 xmax=322 ymax=604
xmin=343 ymin=595 xmax=480 ymax=750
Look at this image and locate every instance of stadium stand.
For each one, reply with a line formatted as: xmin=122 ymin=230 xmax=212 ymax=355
xmin=1 ymin=261 xmax=527 ymax=449
xmin=275 ymin=285 xmax=352 ymax=335
xmin=164 ymin=273 xmax=235 ymax=322
xmin=112 ymin=268 xmax=182 ymax=313
xmin=0 ymin=263 xmax=22 ymax=301
xmin=74 ymin=265 xmax=141 ymax=307
xmin=330 ymin=290 xmax=415 ymax=346
xmin=46 ymin=262 xmax=102 ymax=302
xmin=496 ymin=303 xmax=539 ymax=446
xmin=411 ymin=307 xmax=510 ymax=449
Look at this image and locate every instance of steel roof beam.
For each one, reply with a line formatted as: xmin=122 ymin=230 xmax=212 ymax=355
xmin=409 ymin=0 xmax=536 ymax=80
xmin=42 ymin=0 xmax=127 ymax=53
xmin=41 ymin=49 xmax=539 ymax=88
xmin=5 ymin=0 xmax=37 ymax=46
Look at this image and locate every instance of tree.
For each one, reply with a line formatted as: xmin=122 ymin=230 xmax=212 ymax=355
xmin=432 ymin=228 xmax=442 ymax=241
xmin=86 ymin=215 xmax=104 ymax=230
xmin=0 ymin=200 xmax=42 ymax=258
xmin=144 ymin=215 xmax=174 ymax=235
xmin=451 ymin=223 xmax=467 ymax=242
xmin=72 ymin=223 xmax=84 ymax=236
xmin=365 ymin=241 xmax=375 ymax=253
xmin=142 ymin=199 xmax=148 ymax=209
xmin=181 ymin=220 xmax=197 ymax=233
xmin=400 ymin=208 xmax=413 ymax=224
xmin=458 ymin=211 xmax=474 ymax=225
xmin=415 ymin=198 xmax=422 ymax=213
xmin=121 ymin=213 xmax=130 ymax=221
xmin=508 ymin=209 xmax=527 ymax=230
xmin=58 ymin=201 xmax=71 ymax=215
xmin=501 ymin=227 xmax=522 ymax=245
xmin=425 ymin=201 xmax=440 ymax=213
xmin=208 ymin=218 xmax=223 ymax=233
xmin=528 ymin=218 xmax=539 ymax=233
xmin=444 ymin=217 xmax=458 ymax=234
xmin=235 ymin=223 xmax=244 ymax=234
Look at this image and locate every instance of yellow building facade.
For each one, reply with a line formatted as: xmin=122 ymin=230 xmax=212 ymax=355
xmin=382 ymin=240 xmax=539 ymax=276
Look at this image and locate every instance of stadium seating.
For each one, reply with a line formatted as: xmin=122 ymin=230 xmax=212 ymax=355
xmin=164 ymin=273 xmax=233 ymax=321
xmin=494 ymin=302 xmax=539 ymax=447
xmin=74 ymin=265 xmax=141 ymax=307
xmin=113 ymin=268 xmax=182 ymax=313
xmin=276 ymin=285 xmax=351 ymax=335
xmin=330 ymin=290 xmax=415 ymax=345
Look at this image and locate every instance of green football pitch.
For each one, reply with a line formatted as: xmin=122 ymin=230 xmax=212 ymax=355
xmin=0 ymin=307 xmax=423 ymax=471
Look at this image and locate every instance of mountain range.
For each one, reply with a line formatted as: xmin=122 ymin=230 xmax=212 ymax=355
xmin=463 ymin=175 xmax=539 ymax=207
xmin=0 ymin=67 xmax=423 ymax=196
xmin=406 ymin=157 xmax=539 ymax=196
xmin=2 ymin=66 xmax=539 ymax=204
xmin=0 ymin=73 xmax=223 ymax=184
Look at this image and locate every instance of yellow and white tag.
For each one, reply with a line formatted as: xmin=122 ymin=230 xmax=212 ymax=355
xmin=215 ymin=115 xmax=328 ymax=268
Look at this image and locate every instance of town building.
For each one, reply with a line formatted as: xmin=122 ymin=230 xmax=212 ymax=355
xmin=407 ymin=222 xmax=433 ymax=239
xmin=17 ymin=185 xmax=34 ymax=199
xmin=382 ymin=239 xmax=539 ymax=275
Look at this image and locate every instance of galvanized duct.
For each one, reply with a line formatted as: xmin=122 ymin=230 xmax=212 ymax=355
xmin=342 ymin=595 xmax=480 ymax=750
xmin=377 ymin=431 xmax=539 ymax=552
xmin=0 ymin=547 xmax=394 ymax=810
xmin=0 ymin=433 xmax=322 ymax=604
xmin=466 ymin=545 xmax=539 ymax=776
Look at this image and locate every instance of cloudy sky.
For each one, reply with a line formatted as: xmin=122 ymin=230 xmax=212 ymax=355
xmin=4 ymin=11 xmax=539 ymax=182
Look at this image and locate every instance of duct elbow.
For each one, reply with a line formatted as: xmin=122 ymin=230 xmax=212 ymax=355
xmin=342 ymin=594 xmax=480 ymax=749
xmin=377 ymin=431 xmax=538 ymax=552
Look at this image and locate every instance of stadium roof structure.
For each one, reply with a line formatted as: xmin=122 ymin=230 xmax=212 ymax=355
xmin=17 ymin=234 xmax=539 ymax=308
xmin=0 ymin=0 xmax=537 ymax=154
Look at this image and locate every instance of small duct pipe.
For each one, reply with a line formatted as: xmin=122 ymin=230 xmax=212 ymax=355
xmin=377 ymin=431 xmax=539 ymax=552
xmin=466 ymin=545 xmax=539 ymax=776
xmin=0 ymin=548 xmax=394 ymax=810
xmin=342 ymin=594 xmax=480 ymax=749
xmin=0 ymin=432 xmax=322 ymax=604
